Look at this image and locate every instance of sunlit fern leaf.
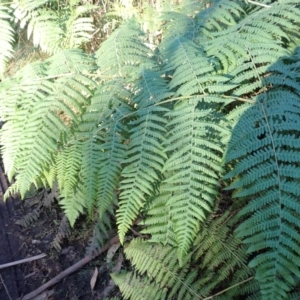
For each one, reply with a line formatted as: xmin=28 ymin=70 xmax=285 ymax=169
xmin=62 ymin=4 xmax=96 ymax=48
xmin=47 ymin=49 xmax=96 ymax=75
xmin=0 ymin=5 xmax=15 ymax=75
xmin=116 ymin=66 xmax=171 ymax=243
xmin=13 ymin=1 xmax=63 ymax=54
xmin=133 ymin=68 xmax=174 ymax=108
xmin=202 ymin=1 xmax=299 ymax=94
xmin=224 ymin=87 xmax=300 ymax=298
xmin=196 ymin=0 xmax=245 ymax=34
xmin=163 ymin=99 xmax=227 ymax=261
xmin=87 ymin=79 xmax=133 ymax=128
xmin=160 ymin=34 xmax=234 ymax=101
xmin=76 ymin=137 xmax=101 ymax=215
xmin=95 ymin=20 xmax=153 ymax=78
xmin=117 ymin=105 xmax=168 ymax=243
xmin=1 ymin=63 xmax=73 ymax=198
xmin=111 ymin=272 xmax=168 ymax=300
xmin=97 ymin=123 xmax=127 ymax=217
xmin=160 ymin=11 xmax=200 ymax=43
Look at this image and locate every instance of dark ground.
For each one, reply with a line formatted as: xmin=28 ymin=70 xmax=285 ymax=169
xmin=0 ymin=168 xmax=120 ymax=300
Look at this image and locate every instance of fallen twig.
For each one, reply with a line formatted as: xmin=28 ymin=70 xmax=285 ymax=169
xmin=0 ymin=274 xmax=12 ymax=300
xmin=0 ymin=253 xmax=47 ymax=270
xmin=18 ymin=235 xmax=120 ymax=300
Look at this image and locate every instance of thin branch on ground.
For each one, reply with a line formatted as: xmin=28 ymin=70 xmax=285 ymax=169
xmin=17 ymin=235 xmax=120 ymax=300
xmin=0 ymin=253 xmax=47 ymax=270
xmin=0 ymin=274 xmax=12 ymax=300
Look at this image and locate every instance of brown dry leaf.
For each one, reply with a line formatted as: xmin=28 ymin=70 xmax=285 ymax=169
xmin=90 ymin=267 xmax=98 ymax=291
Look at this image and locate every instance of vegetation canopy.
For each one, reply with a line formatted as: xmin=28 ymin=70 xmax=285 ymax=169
xmin=1 ymin=0 xmax=300 ymax=299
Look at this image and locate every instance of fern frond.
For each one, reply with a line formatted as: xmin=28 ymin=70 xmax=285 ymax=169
xmin=85 ymin=211 xmax=113 ymax=257
xmin=52 ymin=215 xmax=71 ymax=251
xmin=116 ymin=65 xmax=171 ymax=241
xmin=141 ymin=184 xmax=177 ymax=247
xmin=224 ymin=86 xmax=300 ymax=298
xmin=0 ymin=4 xmax=15 ymax=75
xmin=117 ymin=105 xmax=168 ymax=243
xmin=201 ymin=1 xmax=300 ymax=97
xmin=15 ymin=207 xmax=40 ymax=227
xmin=61 ymin=4 xmax=96 ymax=48
xmin=111 ymin=272 xmax=167 ymax=300
xmin=95 ymin=20 xmax=153 ymax=77
xmin=163 ymin=100 xmax=227 ymax=260
xmin=123 ymin=238 xmax=200 ymax=299
xmin=13 ymin=1 xmax=63 ymax=54
xmin=1 ymin=49 xmax=96 ymax=203
xmin=97 ymin=123 xmax=127 ymax=216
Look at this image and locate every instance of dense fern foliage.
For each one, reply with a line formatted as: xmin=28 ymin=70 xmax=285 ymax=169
xmin=1 ymin=0 xmax=300 ymax=299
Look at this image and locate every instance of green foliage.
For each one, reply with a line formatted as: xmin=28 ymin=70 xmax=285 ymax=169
xmin=1 ymin=0 xmax=300 ymax=299
xmin=224 ymin=47 xmax=300 ymax=298
xmin=115 ymin=213 xmax=258 ymax=299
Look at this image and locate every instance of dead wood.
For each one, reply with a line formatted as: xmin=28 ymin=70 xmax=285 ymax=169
xmin=18 ymin=235 xmax=120 ymax=300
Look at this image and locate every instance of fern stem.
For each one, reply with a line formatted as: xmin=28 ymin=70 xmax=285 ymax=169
xmin=203 ymin=276 xmax=254 ymax=300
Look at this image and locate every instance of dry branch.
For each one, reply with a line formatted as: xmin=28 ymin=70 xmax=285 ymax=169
xmin=18 ymin=235 xmax=120 ymax=300
xmin=0 ymin=253 xmax=47 ymax=270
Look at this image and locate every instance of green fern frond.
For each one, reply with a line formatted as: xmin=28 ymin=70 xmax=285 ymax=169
xmin=1 ymin=49 xmax=96 ymax=201
xmin=0 ymin=4 xmax=15 ymax=75
xmin=13 ymin=1 xmax=63 ymax=54
xmin=116 ymin=65 xmax=171 ymax=243
xmin=161 ymin=35 xmax=222 ymax=96
xmin=163 ymin=100 xmax=227 ymax=260
xmin=111 ymin=272 xmax=167 ymax=300
xmin=115 ymin=213 xmax=258 ymax=300
xmin=224 ymin=74 xmax=300 ymax=298
xmin=123 ymin=238 xmax=200 ymax=299
xmin=59 ymin=186 xmax=86 ymax=226
xmin=61 ymin=4 xmax=96 ymax=48
xmin=201 ymin=1 xmax=300 ymax=96
xmin=117 ymin=105 xmax=168 ymax=243
xmin=141 ymin=184 xmax=177 ymax=247
xmin=95 ymin=20 xmax=153 ymax=77
xmin=97 ymin=123 xmax=127 ymax=216
xmin=55 ymin=141 xmax=82 ymax=199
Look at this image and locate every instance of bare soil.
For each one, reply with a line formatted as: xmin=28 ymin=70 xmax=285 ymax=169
xmin=0 ymin=168 xmax=121 ymax=300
